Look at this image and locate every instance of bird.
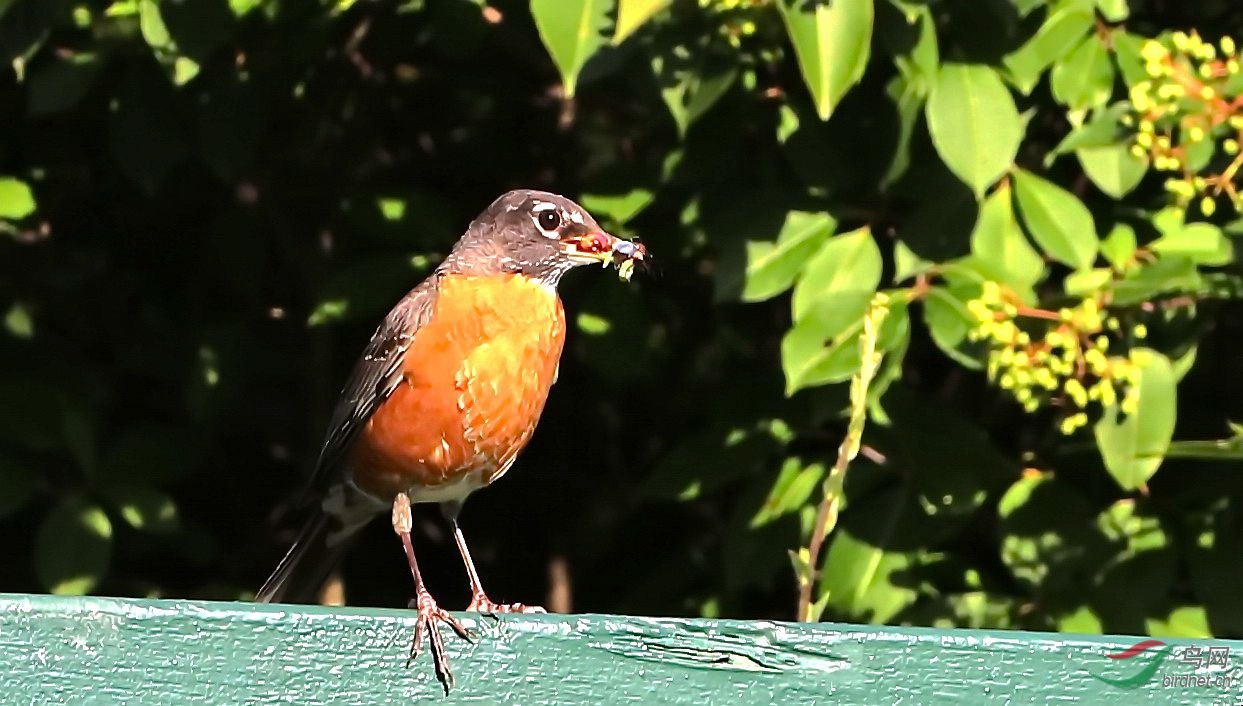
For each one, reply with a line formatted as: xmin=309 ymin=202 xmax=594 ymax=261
xmin=255 ymin=189 xmax=647 ymax=690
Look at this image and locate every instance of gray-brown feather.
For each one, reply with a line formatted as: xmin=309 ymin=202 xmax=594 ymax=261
xmin=309 ymin=275 xmax=441 ymax=491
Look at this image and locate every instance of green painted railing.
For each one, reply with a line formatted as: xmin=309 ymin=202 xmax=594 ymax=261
xmin=1 ymin=594 xmax=1240 ymax=704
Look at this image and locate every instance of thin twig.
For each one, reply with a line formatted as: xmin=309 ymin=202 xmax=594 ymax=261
xmin=796 ymin=293 xmax=890 ymax=622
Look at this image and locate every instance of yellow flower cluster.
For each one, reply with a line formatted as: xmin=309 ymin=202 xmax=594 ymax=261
xmin=966 ymin=282 xmax=1143 ymax=435
xmin=1127 ymin=31 xmax=1243 ymax=215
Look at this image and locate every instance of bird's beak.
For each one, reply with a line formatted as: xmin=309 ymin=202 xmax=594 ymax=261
xmin=560 ymin=231 xmax=645 ymax=267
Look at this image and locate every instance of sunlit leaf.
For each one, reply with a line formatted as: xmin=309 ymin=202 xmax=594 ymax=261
xmin=926 ymin=64 xmax=1022 ymax=197
xmin=580 ymin=189 xmax=654 ymax=226
xmin=613 ymin=0 xmax=669 ymax=44
xmin=1165 ymin=421 xmax=1243 ymax=460
xmin=4 ymin=302 xmax=33 ymax=338
xmin=742 ymin=211 xmax=835 ymax=302
xmin=1012 ymin=167 xmax=1098 ymax=270
xmin=969 ymin=181 xmax=1045 ymax=290
xmin=1146 ymin=606 xmax=1211 ymax=639
xmin=750 ymin=457 xmax=824 ymax=528
xmin=1150 ymin=222 xmax=1234 ymax=267
xmin=105 ymin=486 xmax=180 ymax=534
xmin=531 ymin=0 xmax=611 ymax=98
xmin=777 ymin=0 xmax=873 ymax=120
xmin=1078 ymin=143 xmax=1149 ymax=198
xmin=0 ymin=177 xmax=36 ymax=219
xmin=35 ymin=496 xmax=113 ymax=595
xmin=1002 ymin=7 xmax=1094 ymax=94
xmin=1095 ymin=350 xmax=1177 ymax=490
xmin=923 ymin=286 xmax=984 ymax=369
xmin=791 ymin=227 xmax=881 ymax=322
xmin=1050 ymin=35 xmax=1114 ymax=111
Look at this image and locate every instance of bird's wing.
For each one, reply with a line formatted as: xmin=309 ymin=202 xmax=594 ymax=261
xmin=308 ymin=273 xmax=441 ymax=490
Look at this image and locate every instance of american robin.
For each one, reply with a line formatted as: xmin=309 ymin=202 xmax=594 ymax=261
xmin=256 ymin=189 xmax=646 ymax=689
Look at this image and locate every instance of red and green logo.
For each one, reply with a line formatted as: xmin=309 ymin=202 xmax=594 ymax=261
xmin=1086 ymin=639 xmax=1233 ymax=691
xmin=1086 ymin=640 xmax=1172 ymax=689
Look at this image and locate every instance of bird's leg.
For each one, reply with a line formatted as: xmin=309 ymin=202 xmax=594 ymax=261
xmin=443 ymin=502 xmax=546 ymax=615
xmin=392 ymin=493 xmax=470 ymax=693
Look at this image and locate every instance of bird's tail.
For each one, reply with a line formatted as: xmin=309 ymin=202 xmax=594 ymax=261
xmin=255 ymin=482 xmax=382 ymax=604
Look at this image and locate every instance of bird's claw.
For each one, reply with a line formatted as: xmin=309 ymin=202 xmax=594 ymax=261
xmin=406 ymin=591 xmax=471 ymax=694
xmin=467 ymin=595 xmax=547 ymax=615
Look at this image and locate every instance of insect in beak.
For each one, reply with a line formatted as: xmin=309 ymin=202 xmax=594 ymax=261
xmin=561 ymin=231 xmax=648 ymax=280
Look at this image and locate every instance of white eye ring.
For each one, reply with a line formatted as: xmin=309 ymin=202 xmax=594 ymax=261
xmin=534 ymin=208 xmax=562 ymax=235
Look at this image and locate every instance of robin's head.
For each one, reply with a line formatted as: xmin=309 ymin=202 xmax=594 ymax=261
xmin=444 ymin=190 xmax=646 ymax=286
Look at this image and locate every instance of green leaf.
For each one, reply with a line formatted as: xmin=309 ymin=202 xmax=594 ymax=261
xmin=782 ymin=315 xmax=862 ymax=392
xmin=822 ymin=530 xmax=917 ymax=623
xmin=880 ymin=74 xmax=926 ymax=189
xmin=926 ymin=64 xmax=1022 ymax=197
xmin=1095 ymin=0 xmax=1128 ymax=22
xmin=613 ymin=0 xmax=668 ymax=44
xmin=0 ymin=177 xmax=36 ymax=219
xmin=1095 ymin=349 xmax=1177 ymax=490
xmin=229 ymin=0 xmax=265 ymax=16
xmin=742 ymin=211 xmax=836 ymax=302
xmin=1100 ymin=223 xmax=1137 ymax=270
xmin=750 ymin=458 xmax=825 ymax=528
xmin=923 ymin=286 xmax=984 ymax=369
xmin=1111 ymin=30 xmax=1148 ymax=86
xmin=35 ymin=495 xmax=113 ymax=595
xmin=1093 ymin=500 xmax=1176 ymax=617
xmin=1146 ymin=606 xmax=1210 ymax=639
xmin=777 ymin=0 xmax=873 ymax=121
xmin=998 ymin=473 xmax=1104 ymax=589
xmin=654 ymin=56 xmax=737 ymax=137
xmin=1063 ymin=268 xmax=1112 ymax=295
xmin=1164 ymin=421 xmax=1243 ymax=460
xmin=969 ymin=182 xmax=1045 ymax=290
xmin=1057 ymin=605 xmax=1103 ymax=633
xmin=1111 ymin=256 xmax=1202 ymax=306
xmin=1001 ymin=7 xmax=1094 ymax=94
xmin=1077 ymin=143 xmax=1149 ymax=198
xmin=104 ymin=486 xmax=180 ymax=534
xmin=1012 ymin=0 xmax=1049 ymax=17
xmin=1150 ymin=222 xmax=1234 ymax=267
xmin=4 ymin=302 xmax=33 ymax=338
xmin=531 ymin=0 xmax=611 ymax=98
xmin=1049 ymin=104 xmax=1130 ymax=159
xmin=1050 ymin=35 xmax=1114 ymax=111
xmin=1012 ymin=167 xmax=1099 ymax=270
xmin=580 ymin=189 xmax=654 ymax=226
xmin=138 ymin=0 xmax=173 ymax=51
xmin=782 ymin=301 xmax=908 ymax=393
xmin=893 ymin=239 xmax=933 ymax=283
xmin=791 ymin=227 xmax=881 ymax=322
xmin=820 ymin=485 xmax=921 ymax=623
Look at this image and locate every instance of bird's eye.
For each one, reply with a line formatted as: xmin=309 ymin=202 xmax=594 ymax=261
xmin=537 ymin=209 xmax=561 ymax=233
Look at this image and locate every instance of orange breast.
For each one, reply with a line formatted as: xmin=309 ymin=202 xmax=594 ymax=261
xmin=348 ymin=274 xmax=566 ymax=501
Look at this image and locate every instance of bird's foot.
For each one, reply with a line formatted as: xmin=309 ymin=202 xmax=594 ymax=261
xmin=467 ymin=594 xmax=546 ymax=615
xmin=406 ymin=591 xmax=472 ymax=693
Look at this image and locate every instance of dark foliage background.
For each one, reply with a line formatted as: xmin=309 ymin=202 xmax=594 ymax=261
xmin=2 ymin=0 xmax=1243 ymax=639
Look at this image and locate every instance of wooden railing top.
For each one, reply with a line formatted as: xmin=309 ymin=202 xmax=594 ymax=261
xmin=1 ymin=593 xmax=1240 ymax=704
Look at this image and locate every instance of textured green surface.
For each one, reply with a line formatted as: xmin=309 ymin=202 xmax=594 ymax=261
xmin=1 ymin=594 xmax=1241 ymax=704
